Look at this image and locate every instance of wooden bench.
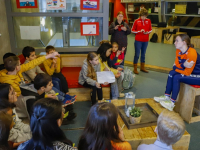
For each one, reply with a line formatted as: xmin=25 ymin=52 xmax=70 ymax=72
xmin=174 ymin=83 xmax=200 ymax=124
xmin=112 ymin=98 xmax=190 ymax=150
xmin=19 ymin=54 xmax=111 ymax=102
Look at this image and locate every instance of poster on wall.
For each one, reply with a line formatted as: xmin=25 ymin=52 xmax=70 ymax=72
xmin=20 ymin=26 xmax=41 ymax=40
xmin=128 ymin=4 xmax=134 ymax=12
xmin=46 ymin=0 xmax=66 ymax=10
xmin=16 ymin=0 xmax=38 ymax=8
xmin=80 ymin=22 xmax=99 ymax=36
xmin=80 ymin=0 xmax=100 ymax=10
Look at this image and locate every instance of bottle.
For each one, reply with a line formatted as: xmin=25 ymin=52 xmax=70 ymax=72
xmin=125 ymin=92 xmax=135 ymax=112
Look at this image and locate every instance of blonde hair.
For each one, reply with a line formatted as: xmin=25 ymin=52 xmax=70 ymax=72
xmin=87 ymin=52 xmax=98 ymax=80
xmin=117 ymin=11 xmax=124 ymax=16
xmin=139 ymin=8 xmax=148 ymax=17
xmin=157 ymin=110 xmax=185 ymax=145
xmin=99 ymin=40 xmax=111 ymax=45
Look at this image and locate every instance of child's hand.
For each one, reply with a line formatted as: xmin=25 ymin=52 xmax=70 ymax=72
xmin=115 ymin=72 xmax=121 ymax=78
xmin=53 ymin=58 xmax=57 ymax=64
xmin=116 ymin=50 xmax=121 ymax=57
xmin=96 ymin=82 xmax=101 ymax=88
xmin=122 ymin=47 xmax=126 ymax=52
xmin=46 ymin=52 xmax=60 ymax=59
xmin=117 ymin=67 xmax=123 ymax=71
xmin=119 ymin=60 xmax=123 ymax=64
xmin=103 ymin=67 xmax=110 ymax=71
xmin=103 ymin=82 xmax=109 ymax=85
xmin=118 ymin=125 xmax=125 ymax=141
xmin=184 ymin=59 xmax=195 ymax=68
xmin=46 ymin=94 xmax=57 ymax=99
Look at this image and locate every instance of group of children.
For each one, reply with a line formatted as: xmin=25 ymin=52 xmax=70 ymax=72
xmin=0 ymin=37 xmax=190 ymax=150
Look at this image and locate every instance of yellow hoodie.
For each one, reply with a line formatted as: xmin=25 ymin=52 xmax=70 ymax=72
xmin=98 ymin=57 xmax=118 ymax=75
xmin=0 ymin=56 xmax=46 ymax=96
xmin=43 ymin=57 xmax=60 ymax=76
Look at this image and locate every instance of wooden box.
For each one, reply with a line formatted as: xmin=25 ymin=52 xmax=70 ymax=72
xmin=191 ymin=36 xmax=200 ymax=49
xmin=164 ymin=34 xmax=176 ymax=44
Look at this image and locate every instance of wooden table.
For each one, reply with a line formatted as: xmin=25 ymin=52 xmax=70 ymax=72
xmin=112 ymin=98 xmax=190 ymax=150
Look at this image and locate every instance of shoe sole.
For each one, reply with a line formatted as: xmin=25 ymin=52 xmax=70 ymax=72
xmin=160 ymin=102 xmax=174 ymax=111
xmin=62 ymin=99 xmax=76 ymax=107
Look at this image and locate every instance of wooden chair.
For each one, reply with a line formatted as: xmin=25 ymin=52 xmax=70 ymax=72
xmin=174 ymin=83 xmax=200 ymax=124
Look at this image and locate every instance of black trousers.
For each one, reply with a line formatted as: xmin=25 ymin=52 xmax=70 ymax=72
xmin=52 ymin=72 xmax=69 ymax=93
xmin=83 ymin=82 xmax=102 ymax=105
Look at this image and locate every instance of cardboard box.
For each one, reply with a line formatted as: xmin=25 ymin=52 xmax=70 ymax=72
xmin=175 ymin=4 xmax=187 ymax=14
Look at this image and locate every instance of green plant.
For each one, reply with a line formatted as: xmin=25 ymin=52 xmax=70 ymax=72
xmin=129 ymin=107 xmax=142 ymax=117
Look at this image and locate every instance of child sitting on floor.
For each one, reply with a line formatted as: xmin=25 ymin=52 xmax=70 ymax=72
xmin=43 ymin=45 xmax=69 ymax=94
xmin=78 ymin=102 xmax=132 ymax=150
xmin=137 ymin=110 xmax=185 ymax=150
xmin=0 ymin=84 xmax=31 ymax=148
xmin=22 ymin=46 xmax=75 ymax=102
xmin=79 ymin=52 xmax=107 ymax=105
xmin=26 ymin=73 xmax=76 ymax=122
xmin=0 ymin=52 xmax=60 ymax=118
xmin=0 ymin=111 xmax=14 ymax=149
xmin=109 ymin=42 xmax=125 ymax=69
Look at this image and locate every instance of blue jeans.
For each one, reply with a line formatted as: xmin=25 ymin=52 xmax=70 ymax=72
xmin=111 ymin=75 xmax=123 ymax=99
xmin=52 ymin=87 xmax=65 ymax=101
xmin=165 ymin=70 xmax=200 ymax=100
xmin=134 ymin=40 xmax=148 ymax=64
xmin=52 ymin=77 xmax=61 ymax=91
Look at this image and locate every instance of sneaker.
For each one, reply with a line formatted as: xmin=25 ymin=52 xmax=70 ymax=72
xmin=154 ymin=95 xmax=170 ymax=102
xmin=66 ymin=112 xmax=77 ymax=121
xmin=119 ymin=93 xmax=125 ymax=98
xmin=65 ymin=94 xmax=77 ymax=99
xmin=160 ymin=100 xmax=175 ymax=111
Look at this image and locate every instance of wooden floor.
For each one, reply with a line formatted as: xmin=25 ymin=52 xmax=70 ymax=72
xmin=112 ymin=98 xmax=190 ymax=150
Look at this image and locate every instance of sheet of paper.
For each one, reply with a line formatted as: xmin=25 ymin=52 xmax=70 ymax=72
xmin=154 ymin=7 xmax=159 ymax=13
xmin=83 ymin=24 xmax=97 ymax=35
xmin=20 ymin=26 xmax=40 ymax=40
xmin=97 ymin=71 xmax=115 ymax=84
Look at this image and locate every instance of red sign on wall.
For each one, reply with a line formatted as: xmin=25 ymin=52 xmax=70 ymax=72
xmin=80 ymin=0 xmax=100 ymax=10
xmin=80 ymin=22 xmax=99 ymax=36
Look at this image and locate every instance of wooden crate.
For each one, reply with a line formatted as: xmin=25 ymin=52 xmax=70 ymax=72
xmin=176 ymin=32 xmax=187 ymax=35
xmin=164 ymin=34 xmax=176 ymax=44
xmin=149 ymin=27 xmax=158 ymax=41
xmin=191 ymin=36 xmax=200 ymax=49
xmin=112 ymin=98 xmax=190 ymax=150
xmin=174 ymin=83 xmax=200 ymax=124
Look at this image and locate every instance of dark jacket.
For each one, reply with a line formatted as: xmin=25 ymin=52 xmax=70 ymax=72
xmin=109 ymin=20 xmax=131 ymax=50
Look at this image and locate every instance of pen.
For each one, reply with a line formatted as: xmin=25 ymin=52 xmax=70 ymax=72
xmin=121 ymin=124 xmax=125 ymax=130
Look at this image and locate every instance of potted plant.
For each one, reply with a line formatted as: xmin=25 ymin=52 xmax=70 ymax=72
xmin=129 ymin=107 xmax=142 ymax=124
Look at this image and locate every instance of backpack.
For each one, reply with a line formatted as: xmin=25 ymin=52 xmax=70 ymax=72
xmin=123 ymin=67 xmax=135 ymax=90
xmin=150 ymin=33 xmax=158 ymax=43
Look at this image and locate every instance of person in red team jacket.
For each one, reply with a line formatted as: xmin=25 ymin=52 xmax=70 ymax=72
xmin=131 ymin=8 xmax=152 ymax=74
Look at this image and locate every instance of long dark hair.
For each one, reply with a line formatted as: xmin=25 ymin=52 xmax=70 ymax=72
xmin=0 ymin=111 xmax=13 ymax=150
xmin=0 ymin=83 xmax=16 ymax=108
xmin=78 ymin=102 xmax=122 ymax=150
xmin=23 ymin=98 xmax=73 ymax=150
xmin=97 ymin=43 xmax=112 ymax=62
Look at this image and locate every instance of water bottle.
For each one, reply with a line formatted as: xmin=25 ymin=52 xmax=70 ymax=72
xmin=125 ymin=92 xmax=135 ymax=112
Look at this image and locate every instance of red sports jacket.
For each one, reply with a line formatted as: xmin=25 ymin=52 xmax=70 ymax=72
xmin=131 ymin=18 xmax=152 ymax=42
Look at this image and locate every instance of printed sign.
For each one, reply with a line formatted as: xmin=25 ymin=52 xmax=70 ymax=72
xmin=46 ymin=0 xmax=66 ymax=10
xmin=80 ymin=22 xmax=99 ymax=36
xmin=20 ymin=26 xmax=41 ymax=40
xmin=16 ymin=0 xmax=38 ymax=8
xmin=80 ymin=0 xmax=100 ymax=10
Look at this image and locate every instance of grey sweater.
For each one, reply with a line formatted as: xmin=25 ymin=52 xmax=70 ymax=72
xmin=78 ymin=59 xmax=100 ymax=86
xmin=23 ymin=60 xmax=44 ymax=82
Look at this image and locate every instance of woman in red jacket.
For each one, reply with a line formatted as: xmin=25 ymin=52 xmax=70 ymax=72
xmin=131 ymin=8 xmax=152 ymax=74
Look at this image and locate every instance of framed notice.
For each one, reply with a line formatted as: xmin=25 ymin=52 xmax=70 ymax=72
xmin=20 ymin=26 xmax=41 ymax=40
xmin=80 ymin=22 xmax=99 ymax=36
xmin=46 ymin=0 xmax=66 ymax=10
xmin=128 ymin=4 xmax=134 ymax=12
xmin=16 ymin=0 xmax=38 ymax=8
xmin=175 ymin=4 xmax=186 ymax=14
xmin=80 ymin=0 xmax=100 ymax=10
